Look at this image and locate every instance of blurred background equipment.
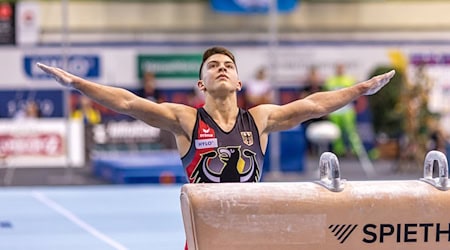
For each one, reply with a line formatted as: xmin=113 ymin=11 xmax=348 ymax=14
xmin=0 ymin=2 xmax=15 ymax=45
xmin=306 ymin=121 xmax=340 ymax=155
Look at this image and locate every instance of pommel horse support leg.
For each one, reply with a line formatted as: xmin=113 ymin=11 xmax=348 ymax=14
xmin=180 ymin=150 xmax=450 ymax=250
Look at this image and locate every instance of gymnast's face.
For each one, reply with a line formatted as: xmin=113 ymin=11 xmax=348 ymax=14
xmin=197 ymin=54 xmax=241 ymax=94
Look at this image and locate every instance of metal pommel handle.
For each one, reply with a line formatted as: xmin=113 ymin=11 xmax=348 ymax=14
xmin=420 ymin=150 xmax=449 ymax=191
xmin=316 ymin=152 xmax=345 ymax=192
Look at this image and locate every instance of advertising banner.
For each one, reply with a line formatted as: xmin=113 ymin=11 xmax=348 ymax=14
xmin=137 ymin=54 xmax=202 ymax=79
xmin=210 ymin=0 xmax=298 ymax=14
xmin=15 ymin=1 xmax=40 ymax=45
xmin=24 ymin=55 xmax=100 ymax=80
xmin=0 ymin=119 xmax=84 ymax=167
xmin=0 ymin=89 xmax=64 ymax=118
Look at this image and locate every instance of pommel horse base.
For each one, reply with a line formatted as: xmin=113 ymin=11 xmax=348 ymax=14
xmin=180 ymin=150 xmax=450 ymax=250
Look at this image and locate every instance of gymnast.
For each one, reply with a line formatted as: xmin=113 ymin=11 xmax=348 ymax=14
xmin=37 ymin=46 xmax=395 ymax=184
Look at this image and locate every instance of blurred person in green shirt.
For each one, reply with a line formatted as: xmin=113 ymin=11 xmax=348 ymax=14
xmin=325 ymin=63 xmax=363 ymax=157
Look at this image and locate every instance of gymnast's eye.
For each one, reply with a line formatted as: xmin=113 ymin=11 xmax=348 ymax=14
xmin=207 ymin=62 xmax=217 ymax=69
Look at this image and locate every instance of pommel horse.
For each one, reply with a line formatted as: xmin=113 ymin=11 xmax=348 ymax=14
xmin=180 ymin=150 xmax=450 ymax=250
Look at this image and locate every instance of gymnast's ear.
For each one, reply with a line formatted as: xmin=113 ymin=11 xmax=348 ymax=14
xmin=237 ymin=80 xmax=242 ymax=91
xmin=197 ymin=80 xmax=206 ymax=92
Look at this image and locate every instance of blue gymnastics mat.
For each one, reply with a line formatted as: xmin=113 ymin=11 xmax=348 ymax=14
xmin=92 ymin=151 xmax=187 ymax=184
xmin=0 ymin=184 xmax=186 ymax=250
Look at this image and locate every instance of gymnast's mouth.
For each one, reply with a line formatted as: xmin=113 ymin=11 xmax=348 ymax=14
xmin=216 ymin=74 xmax=228 ymax=79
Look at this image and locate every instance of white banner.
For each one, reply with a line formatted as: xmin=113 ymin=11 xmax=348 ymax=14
xmin=15 ymin=1 xmax=40 ymax=45
xmin=0 ymin=119 xmax=84 ymax=168
xmin=0 ymin=44 xmax=441 ymax=88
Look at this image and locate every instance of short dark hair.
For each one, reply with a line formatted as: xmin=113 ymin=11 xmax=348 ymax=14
xmin=198 ymin=46 xmax=236 ymax=79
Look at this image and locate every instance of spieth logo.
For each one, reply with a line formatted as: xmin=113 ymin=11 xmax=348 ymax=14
xmin=329 ymin=224 xmax=358 ymax=244
xmin=329 ymin=223 xmax=450 ymax=244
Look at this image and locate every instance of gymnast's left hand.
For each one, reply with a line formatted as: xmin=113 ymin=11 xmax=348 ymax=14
xmin=36 ymin=62 xmax=77 ymax=88
xmin=361 ymin=69 xmax=395 ymax=95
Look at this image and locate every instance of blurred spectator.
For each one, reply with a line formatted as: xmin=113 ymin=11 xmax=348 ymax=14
xmin=72 ymin=95 xmax=102 ymax=125
xmin=244 ymin=66 xmax=274 ymax=108
xmin=14 ymin=100 xmax=41 ymax=119
xmin=300 ymin=65 xmax=324 ymax=99
xmin=140 ymin=71 xmax=163 ymax=103
xmin=187 ymin=87 xmax=205 ymax=108
xmin=72 ymin=95 xmax=102 ymax=165
xmin=300 ymin=66 xmax=326 ymax=155
xmin=324 ymin=63 xmax=363 ymax=157
xmin=139 ymin=71 xmax=176 ymax=149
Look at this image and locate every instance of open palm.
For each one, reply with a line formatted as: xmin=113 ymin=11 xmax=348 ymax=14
xmin=37 ymin=63 xmax=76 ymax=88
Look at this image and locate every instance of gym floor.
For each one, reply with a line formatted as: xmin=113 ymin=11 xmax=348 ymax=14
xmin=0 ymin=184 xmax=186 ymax=250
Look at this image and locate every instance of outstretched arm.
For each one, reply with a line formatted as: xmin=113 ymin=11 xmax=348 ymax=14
xmin=251 ymin=70 xmax=396 ymax=133
xmin=36 ymin=63 xmax=194 ymax=132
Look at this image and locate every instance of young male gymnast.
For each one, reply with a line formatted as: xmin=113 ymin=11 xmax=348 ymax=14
xmin=37 ymin=46 xmax=395 ymax=184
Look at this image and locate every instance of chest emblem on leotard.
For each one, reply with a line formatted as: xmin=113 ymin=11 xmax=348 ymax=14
xmin=190 ymin=146 xmax=261 ymax=183
xmin=241 ymin=131 xmax=253 ymax=146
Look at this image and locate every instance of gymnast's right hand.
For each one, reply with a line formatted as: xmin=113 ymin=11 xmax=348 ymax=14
xmin=36 ymin=62 xmax=77 ymax=88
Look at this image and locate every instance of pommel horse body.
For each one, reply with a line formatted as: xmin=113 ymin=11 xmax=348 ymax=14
xmin=180 ymin=151 xmax=450 ymax=250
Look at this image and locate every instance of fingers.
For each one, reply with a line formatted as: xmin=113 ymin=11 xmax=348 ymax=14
xmin=36 ymin=62 xmax=62 ymax=78
xmin=387 ymin=69 xmax=396 ymax=78
xmin=36 ymin=62 xmax=53 ymax=75
xmin=383 ymin=69 xmax=395 ymax=81
xmin=363 ymin=69 xmax=396 ymax=96
xmin=377 ymin=69 xmax=395 ymax=85
xmin=380 ymin=70 xmax=395 ymax=86
xmin=36 ymin=62 xmax=73 ymax=88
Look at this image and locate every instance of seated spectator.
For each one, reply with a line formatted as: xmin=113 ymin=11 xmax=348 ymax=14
xmin=14 ymin=100 xmax=41 ymax=119
xmin=245 ymin=66 xmax=274 ymax=108
xmin=71 ymin=95 xmax=101 ymax=125
xmin=140 ymin=71 xmax=163 ymax=103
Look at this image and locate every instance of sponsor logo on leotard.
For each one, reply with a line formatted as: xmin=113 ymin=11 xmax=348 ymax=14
xmin=198 ymin=120 xmax=215 ymax=138
xmin=195 ymin=138 xmax=218 ymax=149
